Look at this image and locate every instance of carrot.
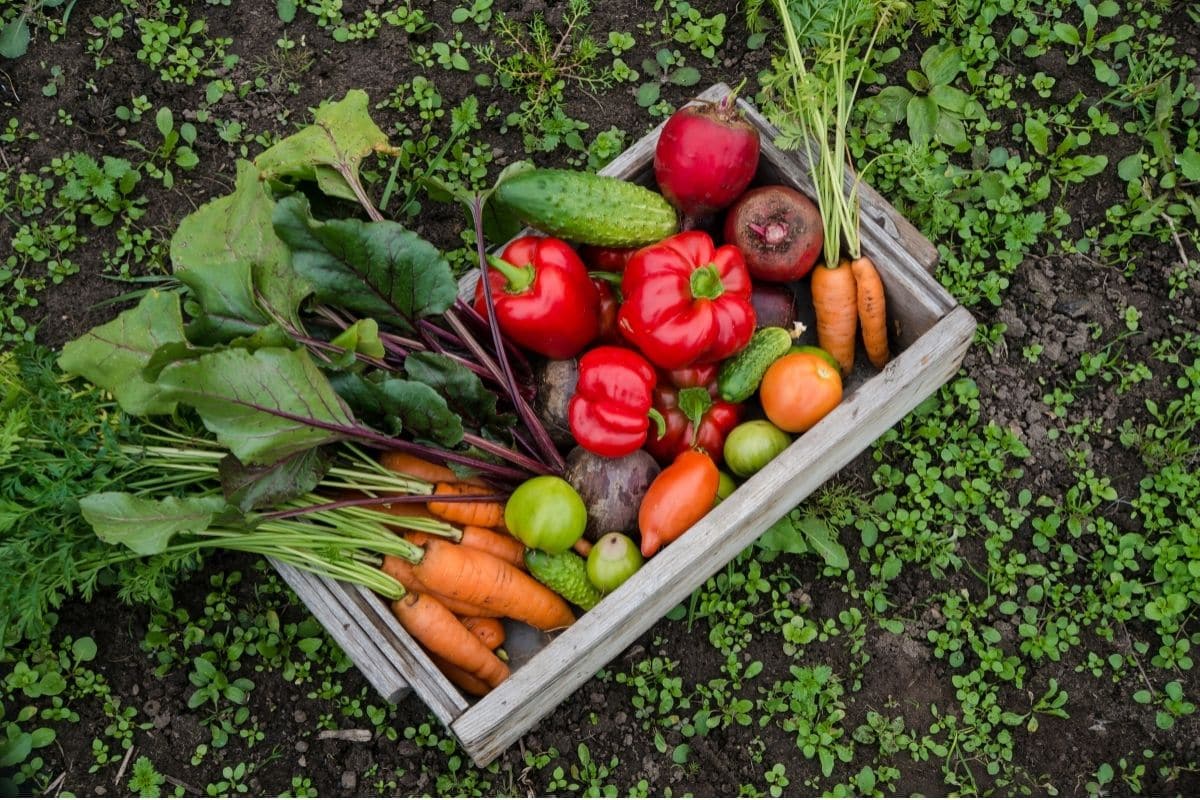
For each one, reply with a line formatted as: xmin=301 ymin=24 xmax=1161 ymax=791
xmin=378 ymin=452 xmax=458 ymax=485
xmin=459 ymin=616 xmax=506 ymax=650
xmin=380 ymin=555 xmax=500 ymax=618
xmin=379 ymin=451 xmax=489 ymax=487
xmin=404 ymin=527 xmax=526 ymax=570
xmin=427 ymin=482 xmax=506 ymax=529
xmin=413 ymin=538 xmax=576 ymax=631
xmin=850 ymin=255 xmax=890 ymax=369
xmin=460 ymin=526 xmax=526 ymax=569
xmin=430 ymin=653 xmax=493 ymax=696
xmin=389 ymin=592 xmax=511 ymax=688
xmin=810 ymin=259 xmax=858 ymax=377
xmin=572 ymin=538 xmax=593 ymax=558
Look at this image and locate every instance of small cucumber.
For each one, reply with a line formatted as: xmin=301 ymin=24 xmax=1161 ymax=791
xmin=718 ymin=326 xmax=795 ymax=403
xmin=494 ymin=168 xmax=679 ymax=247
xmin=525 ymin=549 xmax=603 ymax=611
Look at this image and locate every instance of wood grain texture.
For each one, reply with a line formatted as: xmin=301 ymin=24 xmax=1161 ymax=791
xmin=269 ymin=559 xmax=410 ymax=703
xmin=452 ymin=305 xmax=977 ymax=766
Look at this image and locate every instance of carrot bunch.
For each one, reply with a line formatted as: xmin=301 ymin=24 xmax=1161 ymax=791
xmin=811 ymin=255 xmax=890 ymax=377
xmin=374 ymin=453 xmax=578 ymax=697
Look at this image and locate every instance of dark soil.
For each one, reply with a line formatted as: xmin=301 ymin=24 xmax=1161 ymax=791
xmin=4 ymin=0 xmax=1200 ymax=796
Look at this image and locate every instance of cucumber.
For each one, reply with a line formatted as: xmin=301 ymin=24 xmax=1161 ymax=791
xmin=494 ymin=169 xmax=679 ymax=247
xmin=718 ymin=326 xmax=795 ymax=403
xmin=525 ymin=549 xmax=603 ymax=611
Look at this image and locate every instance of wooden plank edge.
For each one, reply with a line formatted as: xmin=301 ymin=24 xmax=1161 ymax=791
xmin=269 ymin=559 xmax=411 ymax=703
xmin=452 ymin=305 xmax=978 ymax=766
xmin=343 ymin=582 xmax=471 ymax=724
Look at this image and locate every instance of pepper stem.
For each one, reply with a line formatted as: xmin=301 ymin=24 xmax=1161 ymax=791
xmin=486 ymin=254 xmax=536 ymax=293
xmin=690 ymin=264 xmax=725 ymax=300
xmin=648 ymin=408 xmax=667 ymax=439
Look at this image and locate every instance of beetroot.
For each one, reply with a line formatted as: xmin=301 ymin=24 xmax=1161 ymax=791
xmin=723 ymin=185 xmax=824 ymax=282
xmin=654 ymin=97 xmax=760 ymax=226
xmin=750 ymin=283 xmax=799 ymax=330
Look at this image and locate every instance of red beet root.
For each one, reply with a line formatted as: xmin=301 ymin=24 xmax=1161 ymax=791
xmin=723 ymin=185 xmax=823 ymax=282
xmin=750 ymin=283 xmax=798 ymax=330
xmin=654 ymin=97 xmax=760 ymax=226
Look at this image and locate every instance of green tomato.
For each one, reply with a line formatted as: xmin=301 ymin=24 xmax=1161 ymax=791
xmin=504 ymin=476 xmax=587 ymax=554
xmin=715 ymin=470 xmax=738 ymax=503
xmin=722 ymin=419 xmax=792 ymax=478
xmin=586 ymin=532 xmax=643 ymax=593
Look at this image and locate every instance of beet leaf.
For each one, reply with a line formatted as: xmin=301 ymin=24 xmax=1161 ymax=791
xmin=273 ymin=194 xmax=458 ymax=332
xmin=57 ymin=289 xmax=187 ymax=416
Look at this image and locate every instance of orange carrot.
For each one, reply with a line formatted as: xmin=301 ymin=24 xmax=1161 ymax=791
xmin=849 ymin=255 xmax=890 ymax=369
xmin=379 ymin=452 xmax=489 ymax=487
xmin=413 ymin=538 xmax=576 ymax=631
xmin=404 ymin=527 xmax=526 ymax=570
xmin=390 ymin=592 xmax=510 ymax=688
xmin=430 ymin=653 xmax=493 ymax=696
xmin=380 ymin=555 xmax=500 ymax=618
xmin=378 ymin=452 xmax=459 ymax=485
xmin=460 ymin=526 xmax=526 ymax=569
xmin=428 ymin=482 xmax=506 ymax=529
xmin=459 ymin=616 xmax=506 ymax=650
xmin=572 ymin=538 xmax=593 ymax=558
xmin=810 ymin=259 xmax=859 ymax=377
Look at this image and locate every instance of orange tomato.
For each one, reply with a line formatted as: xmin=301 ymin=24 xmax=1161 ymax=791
xmin=638 ymin=449 xmax=719 ymax=558
xmin=759 ymin=352 xmax=843 ymax=433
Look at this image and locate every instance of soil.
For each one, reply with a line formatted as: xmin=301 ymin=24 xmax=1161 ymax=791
xmin=3 ymin=0 xmax=1199 ymax=796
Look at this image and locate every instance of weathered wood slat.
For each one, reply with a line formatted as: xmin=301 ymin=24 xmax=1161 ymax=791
xmin=269 ymin=559 xmax=410 ymax=703
xmin=451 ymin=305 xmax=976 ymax=765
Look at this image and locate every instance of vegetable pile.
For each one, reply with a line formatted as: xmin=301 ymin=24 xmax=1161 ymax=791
xmin=53 ymin=81 xmax=893 ymax=698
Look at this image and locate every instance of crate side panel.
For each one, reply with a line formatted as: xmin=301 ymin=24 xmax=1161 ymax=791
xmin=271 ymin=559 xmax=410 ymax=703
xmin=452 ymin=306 xmax=977 ymax=766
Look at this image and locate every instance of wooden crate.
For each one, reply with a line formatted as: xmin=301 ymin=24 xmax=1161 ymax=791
xmin=278 ymin=83 xmax=976 ymax=766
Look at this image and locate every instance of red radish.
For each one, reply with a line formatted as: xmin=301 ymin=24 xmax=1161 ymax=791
xmin=723 ymin=185 xmax=824 ymax=282
xmin=654 ymin=96 xmax=760 ymax=227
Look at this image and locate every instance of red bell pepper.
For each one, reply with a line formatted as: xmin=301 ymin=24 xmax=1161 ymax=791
xmin=473 ymin=235 xmax=600 ymax=359
xmin=645 ymin=365 xmax=743 ymax=465
xmin=618 ymin=230 xmax=756 ymax=369
xmin=568 ymin=346 xmax=661 ymax=458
